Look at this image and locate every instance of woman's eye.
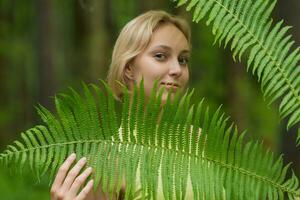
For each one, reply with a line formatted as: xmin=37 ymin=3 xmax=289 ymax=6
xmin=154 ymin=53 xmax=167 ymax=61
xmin=178 ymin=57 xmax=189 ymax=65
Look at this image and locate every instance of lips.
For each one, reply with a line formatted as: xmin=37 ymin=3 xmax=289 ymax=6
xmin=161 ymin=82 xmax=180 ymax=91
xmin=161 ymin=82 xmax=179 ymax=87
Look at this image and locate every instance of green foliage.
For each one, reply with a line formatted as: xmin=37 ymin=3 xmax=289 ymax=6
xmin=0 ymin=165 xmax=49 ymax=200
xmin=175 ymin=0 xmax=300 ymax=144
xmin=0 ymin=80 xmax=300 ymax=199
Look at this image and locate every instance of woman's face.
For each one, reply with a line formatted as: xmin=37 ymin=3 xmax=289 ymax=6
xmin=126 ymin=23 xmax=190 ymax=103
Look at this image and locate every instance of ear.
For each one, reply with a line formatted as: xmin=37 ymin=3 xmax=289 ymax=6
xmin=124 ymin=64 xmax=134 ymax=80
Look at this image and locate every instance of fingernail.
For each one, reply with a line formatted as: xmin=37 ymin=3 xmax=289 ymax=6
xmin=88 ymin=167 xmax=93 ymax=172
xmin=70 ymin=153 xmax=76 ymax=158
xmin=89 ymin=179 xmax=94 ymax=185
xmin=80 ymin=157 xmax=87 ymax=163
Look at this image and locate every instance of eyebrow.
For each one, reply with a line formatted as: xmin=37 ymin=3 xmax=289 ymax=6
xmin=151 ymin=45 xmax=190 ymax=54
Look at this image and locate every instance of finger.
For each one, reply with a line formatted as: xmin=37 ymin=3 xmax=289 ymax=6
xmin=51 ymin=153 xmax=76 ymax=191
xmin=68 ymin=167 xmax=93 ymax=196
xmin=75 ymin=179 xmax=94 ymax=200
xmin=59 ymin=157 xmax=87 ymax=193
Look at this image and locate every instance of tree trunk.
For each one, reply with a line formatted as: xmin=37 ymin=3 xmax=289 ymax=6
xmin=36 ymin=0 xmax=57 ymax=109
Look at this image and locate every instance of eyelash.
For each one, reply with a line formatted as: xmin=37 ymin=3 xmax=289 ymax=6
xmin=178 ymin=57 xmax=189 ymax=66
xmin=154 ymin=53 xmax=189 ymax=66
xmin=154 ymin=53 xmax=167 ymax=61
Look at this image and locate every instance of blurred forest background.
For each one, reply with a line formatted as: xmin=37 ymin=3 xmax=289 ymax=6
xmin=0 ymin=0 xmax=299 ymax=199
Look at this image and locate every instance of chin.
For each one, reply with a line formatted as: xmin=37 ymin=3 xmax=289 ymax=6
xmin=160 ymin=91 xmax=175 ymax=104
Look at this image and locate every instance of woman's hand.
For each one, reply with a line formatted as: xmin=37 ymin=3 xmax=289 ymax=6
xmin=50 ymin=153 xmax=95 ymax=200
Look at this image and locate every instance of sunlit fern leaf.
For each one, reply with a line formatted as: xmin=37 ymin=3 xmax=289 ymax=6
xmin=1 ymin=80 xmax=300 ymax=199
xmin=174 ymin=0 xmax=300 ymax=145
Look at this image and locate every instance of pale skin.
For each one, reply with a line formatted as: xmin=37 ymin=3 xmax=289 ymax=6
xmin=50 ymin=22 xmax=190 ymax=200
xmin=126 ymin=23 xmax=190 ymax=103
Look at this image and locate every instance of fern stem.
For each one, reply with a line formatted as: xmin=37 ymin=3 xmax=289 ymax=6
xmin=2 ymin=138 xmax=299 ymax=197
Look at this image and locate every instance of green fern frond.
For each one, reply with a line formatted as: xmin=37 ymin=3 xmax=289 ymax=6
xmin=175 ymin=0 xmax=300 ymax=144
xmin=0 ymin=80 xmax=300 ymax=199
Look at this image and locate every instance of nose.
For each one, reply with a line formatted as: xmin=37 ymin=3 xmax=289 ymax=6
xmin=169 ymin=58 xmax=182 ymax=77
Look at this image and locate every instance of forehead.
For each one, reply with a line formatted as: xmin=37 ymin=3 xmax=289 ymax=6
xmin=147 ymin=23 xmax=190 ymax=50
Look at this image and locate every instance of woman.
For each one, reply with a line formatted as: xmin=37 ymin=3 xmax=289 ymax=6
xmin=50 ymin=10 xmax=191 ymax=200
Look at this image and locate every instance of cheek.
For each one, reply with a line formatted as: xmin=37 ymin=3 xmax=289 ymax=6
xmin=144 ymin=62 xmax=167 ymax=79
xmin=135 ymin=58 xmax=166 ymax=80
xmin=148 ymin=72 xmax=172 ymax=96
xmin=133 ymin=62 xmax=161 ymax=98
xmin=137 ymin=62 xmax=168 ymax=94
xmin=181 ymin=68 xmax=189 ymax=86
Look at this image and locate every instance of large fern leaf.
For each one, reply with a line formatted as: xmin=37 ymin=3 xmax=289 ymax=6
xmin=0 ymin=80 xmax=299 ymax=199
xmin=175 ymin=0 xmax=300 ymax=144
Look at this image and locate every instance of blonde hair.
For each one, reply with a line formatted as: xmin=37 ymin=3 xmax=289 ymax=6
xmin=106 ymin=10 xmax=191 ymax=100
